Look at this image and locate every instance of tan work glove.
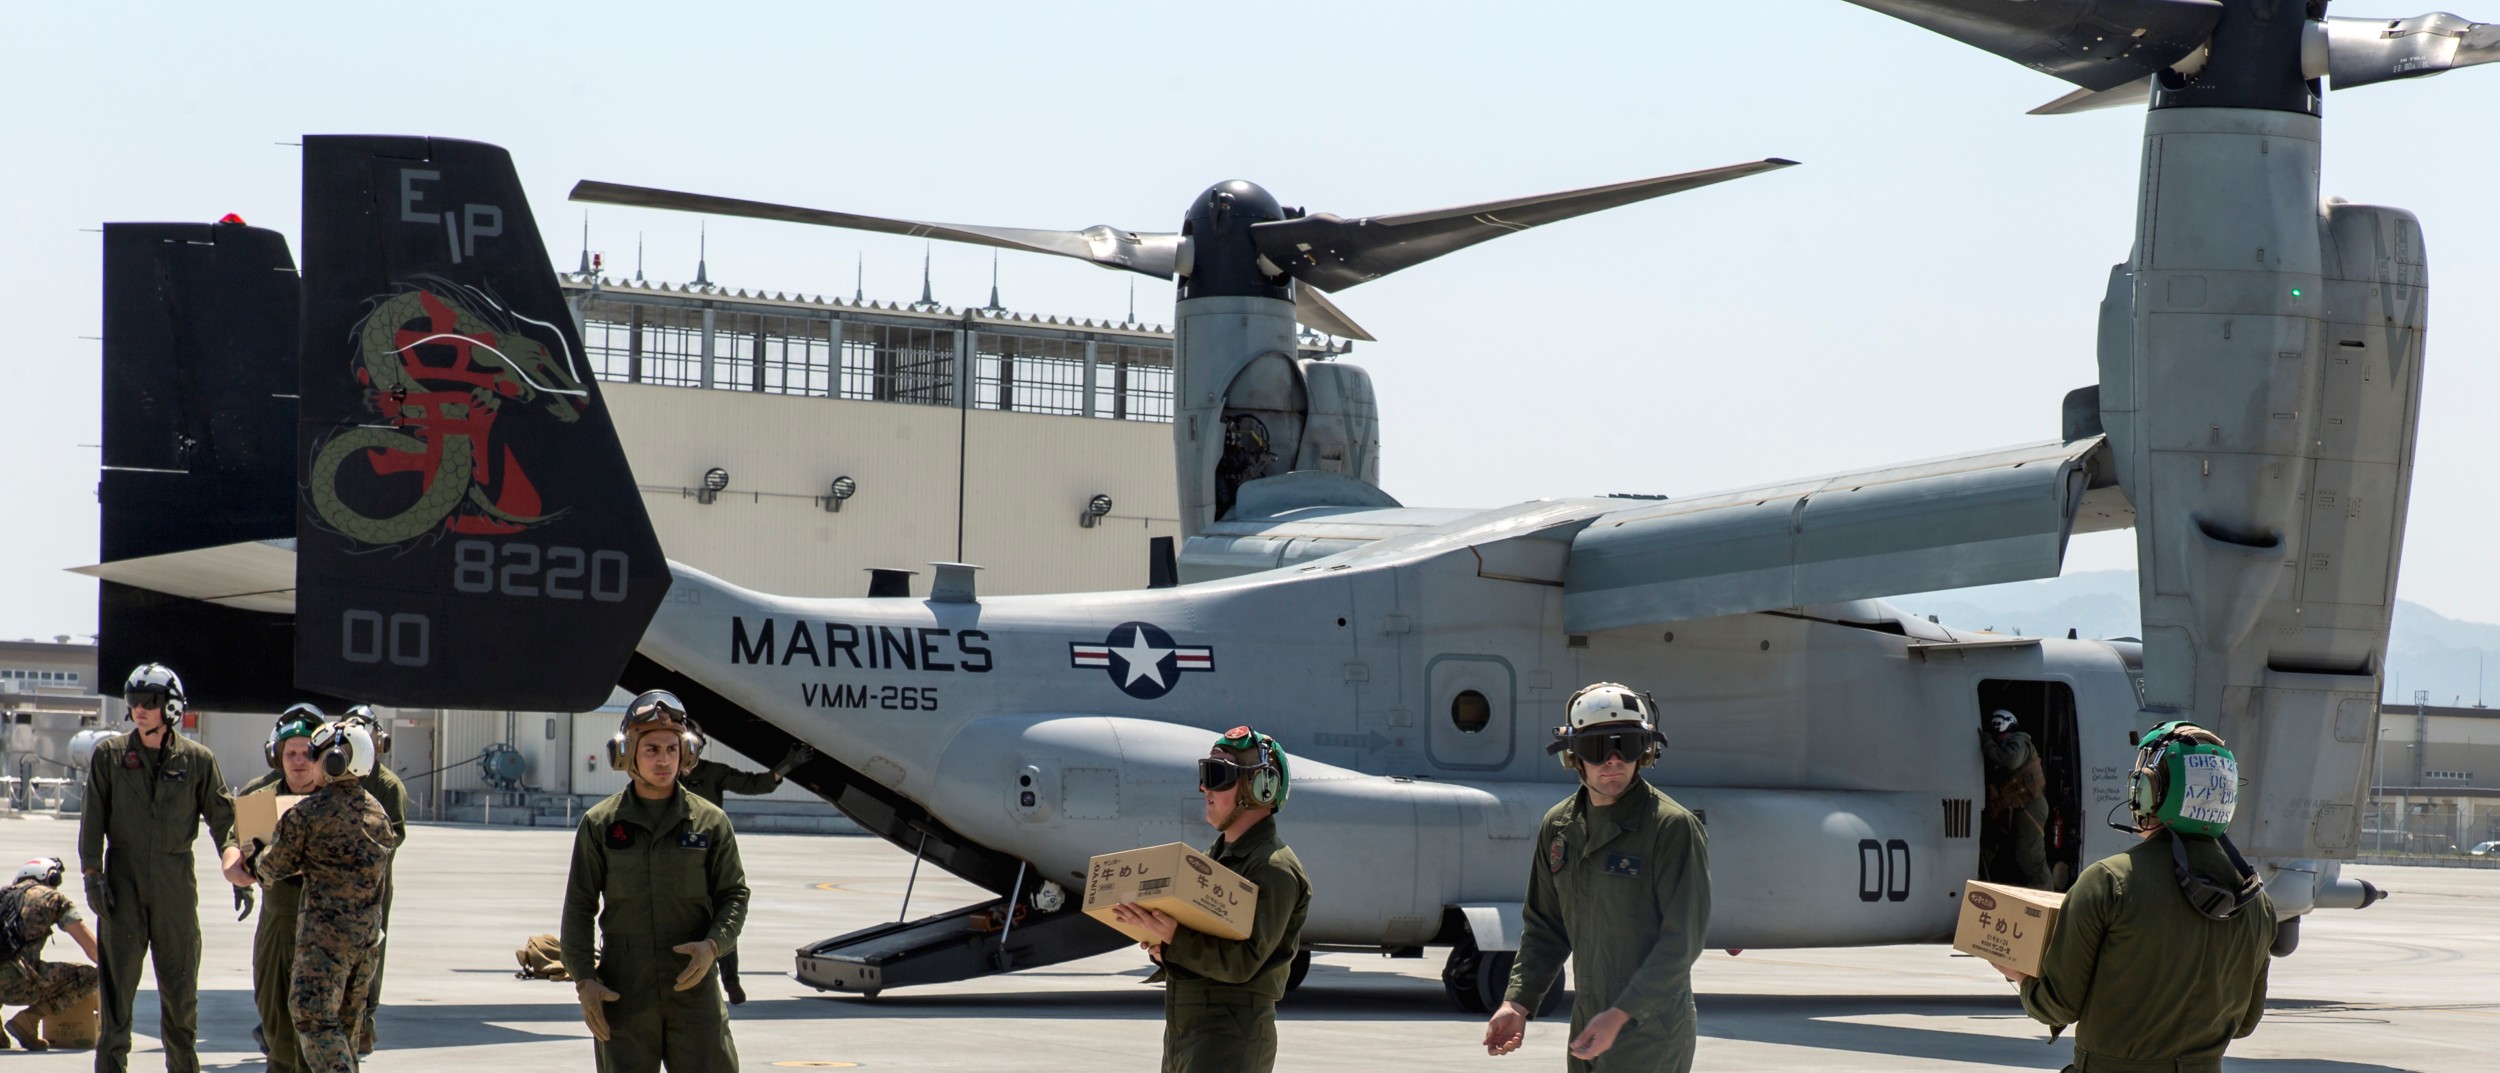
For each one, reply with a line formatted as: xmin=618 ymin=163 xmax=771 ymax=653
xmin=575 ymin=978 xmax=619 ymax=1041
xmin=671 ymin=939 xmax=719 ymax=991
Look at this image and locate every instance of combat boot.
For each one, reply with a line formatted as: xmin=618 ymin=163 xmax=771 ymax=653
xmin=5 ymin=1007 xmax=46 ymax=1051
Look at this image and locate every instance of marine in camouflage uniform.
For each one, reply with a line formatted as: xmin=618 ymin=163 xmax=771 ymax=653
xmin=1982 ymin=719 xmax=2054 ymax=890
xmin=238 ymin=763 xmax=315 ymax=1073
xmin=79 ymin=713 xmax=238 ymax=1073
xmin=0 ymin=878 xmax=100 ymax=1046
xmin=253 ymin=775 xmax=397 ymax=1073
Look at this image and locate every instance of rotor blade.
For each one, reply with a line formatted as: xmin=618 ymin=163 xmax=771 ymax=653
xmin=1250 ymin=159 xmax=1797 ymax=294
xmin=2324 ymin=13 xmax=2500 ymax=89
xmin=1292 ymin=283 xmax=1375 ymax=342
xmin=1846 ymin=0 xmax=2224 ymax=91
xmin=569 ymin=180 xmax=1180 ymax=279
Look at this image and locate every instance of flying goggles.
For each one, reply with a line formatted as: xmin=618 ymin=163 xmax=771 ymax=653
xmin=1546 ymin=725 xmax=1668 ymax=766
xmin=1197 ymin=755 xmax=1271 ymax=792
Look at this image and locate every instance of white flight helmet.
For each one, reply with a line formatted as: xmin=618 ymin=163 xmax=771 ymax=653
xmin=122 ymin=663 xmax=187 ymax=722
xmin=1548 ymin=682 xmax=1668 ymax=769
xmin=1990 ymin=709 xmax=2019 ymax=734
xmin=13 ymin=857 xmax=64 ymax=888
xmin=307 ymin=716 xmax=378 ymax=780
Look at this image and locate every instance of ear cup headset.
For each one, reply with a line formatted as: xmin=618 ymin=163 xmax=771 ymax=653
xmin=266 ymin=704 xmax=328 ymax=769
xmin=608 ymin=690 xmax=704 ymax=773
xmin=343 ymin=704 xmax=391 ymax=758
xmin=1198 ymin=726 xmax=1289 ymax=811
xmin=2109 ymin=719 xmax=2265 ymax=920
xmin=1546 ymin=682 xmax=1668 ymax=771
xmin=13 ymin=858 xmax=64 ymax=889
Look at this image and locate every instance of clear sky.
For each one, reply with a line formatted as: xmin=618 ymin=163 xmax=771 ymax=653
xmin=4 ymin=1 xmax=2496 ymax=641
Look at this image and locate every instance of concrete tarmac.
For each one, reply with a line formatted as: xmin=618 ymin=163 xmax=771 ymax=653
xmin=4 ymin=813 xmax=2489 ymax=1071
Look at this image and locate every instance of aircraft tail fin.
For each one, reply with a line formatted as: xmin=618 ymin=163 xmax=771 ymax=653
xmin=293 ymin=136 xmax=665 ymax=711
xmin=96 ymin=221 xmax=318 ymax=710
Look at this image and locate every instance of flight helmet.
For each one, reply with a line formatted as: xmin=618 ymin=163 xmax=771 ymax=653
xmin=608 ymin=690 xmax=703 ymax=773
xmin=266 ymin=703 xmax=328 ymax=768
xmin=307 ymin=716 xmax=377 ymax=780
xmin=1547 ymin=682 xmax=1667 ymax=770
xmin=1990 ymin=709 xmax=2018 ymax=734
xmin=13 ymin=858 xmax=63 ymax=888
xmin=122 ymin=663 xmax=186 ymax=722
xmin=1200 ymin=725 xmax=1289 ymax=811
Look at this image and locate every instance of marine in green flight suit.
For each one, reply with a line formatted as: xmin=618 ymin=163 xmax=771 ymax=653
xmin=340 ymin=707 xmax=410 ymax=1055
xmin=1112 ymin=727 xmax=1311 ymax=1073
xmin=1489 ymin=683 xmax=1711 ymax=1072
xmin=79 ymin=664 xmax=245 ymax=1073
xmin=2006 ymin=722 xmax=2275 ymax=1073
xmin=562 ymin=691 xmax=749 ymax=1073
xmin=671 ymin=741 xmax=807 ymax=1005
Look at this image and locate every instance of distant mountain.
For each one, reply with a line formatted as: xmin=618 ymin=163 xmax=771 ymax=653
xmin=1890 ymin=571 xmax=2500 ymax=706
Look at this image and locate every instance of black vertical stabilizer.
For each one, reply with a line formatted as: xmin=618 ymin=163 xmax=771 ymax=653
xmin=97 ymin=221 xmax=316 ymax=710
xmin=100 ymin=221 xmax=299 ymax=561
xmin=294 ymin=136 xmax=666 ymax=711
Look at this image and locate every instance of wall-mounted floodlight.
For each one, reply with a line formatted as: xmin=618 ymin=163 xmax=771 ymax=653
xmin=1080 ymin=493 xmax=1115 ymax=529
xmin=824 ymin=475 xmax=859 ymax=513
xmin=697 ymin=467 xmax=730 ymax=505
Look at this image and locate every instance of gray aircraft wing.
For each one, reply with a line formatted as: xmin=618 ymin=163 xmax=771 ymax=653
xmin=1562 ymin=436 xmax=2124 ymax=633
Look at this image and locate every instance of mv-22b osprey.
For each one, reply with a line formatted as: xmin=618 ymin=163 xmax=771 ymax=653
xmin=87 ymin=0 xmax=2489 ymax=1008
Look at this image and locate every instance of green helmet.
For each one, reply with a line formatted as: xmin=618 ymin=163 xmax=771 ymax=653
xmin=2129 ymin=720 xmax=2238 ymax=837
xmin=265 ymin=703 xmax=328 ymax=769
xmin=1202 ymin=725 xmax=1290 ymax=811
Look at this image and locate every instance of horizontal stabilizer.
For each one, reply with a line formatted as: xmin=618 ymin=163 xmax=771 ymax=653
xmin=1564 ymin=437 xmax=2119 ymax=633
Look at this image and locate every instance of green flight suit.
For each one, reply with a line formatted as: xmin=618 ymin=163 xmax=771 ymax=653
xmin=237 ymin=770 xmax=311 ymax=1073
xmin=675 ymin=759 xmax=779 ymax=807
xmin=2020 ymin=829 xmax=2275 ymax=1073
xmin=1151 ymin=816 xmax=1310 ymax=1073
xmin=561 ymin=786 xmax=748 ymax=1073
xmin=1982 ymin=730 xmax=2053 ymax=889
xmin=77 ymin=726 xmax=236 ymax=1073
xmin=358 ymin=764 xmax=408 ymax=1051
xmin=1507 ymin=779 xmax=1712 ymax=1073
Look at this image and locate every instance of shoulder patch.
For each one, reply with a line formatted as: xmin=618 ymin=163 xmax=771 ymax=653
xmin=1547 ymin=833 xmax=1568 ymax=874
xmin=604 ymin=822 xmax=633 ymax=850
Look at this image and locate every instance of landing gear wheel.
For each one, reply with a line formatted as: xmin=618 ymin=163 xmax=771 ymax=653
xmin=1443 ymin=934 xmax=1563 ymax=1015
xmin=1285 ymin=949 xmax=1312 ymax=993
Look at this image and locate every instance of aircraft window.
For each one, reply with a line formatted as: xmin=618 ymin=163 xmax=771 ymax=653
xmin=1451 ymin=690 xmax=1491 ymax=734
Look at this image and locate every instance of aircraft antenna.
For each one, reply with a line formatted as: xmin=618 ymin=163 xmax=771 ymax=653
xmin=911 ymin=244 xmax=940 ymax=311
xmin=693 ymin=222 xmax=713 ymax=289
xmin=981 ymin=251 xmax=1005 ymax=314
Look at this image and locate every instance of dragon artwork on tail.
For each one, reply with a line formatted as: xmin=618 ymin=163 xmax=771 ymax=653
xmin=310 ymin=282 xmax=589 ymax=546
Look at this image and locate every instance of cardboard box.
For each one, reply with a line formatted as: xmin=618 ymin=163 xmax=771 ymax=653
xmin=40 ymin=989 xmax=99 ymax=1048
xmin=234 ymin=787 xmax=304 ymax=848
xmin=1953 ymin=880 xmax=2065 ymax=976
xmin=1081 ymin=843 xmax=1258 ymax=944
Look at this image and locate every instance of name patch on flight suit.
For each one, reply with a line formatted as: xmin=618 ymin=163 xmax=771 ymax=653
xmin=677 ymin=832 xmax=710 ymax=849
xmin=605 ymin=822 xmax=633 ymax=849
xmin=1603 ymin=853 xmax=1643 ymax=878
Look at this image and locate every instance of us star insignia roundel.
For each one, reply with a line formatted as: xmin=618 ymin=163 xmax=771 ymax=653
xmin=1069 ymin=621 xmax=1214 ymax=700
